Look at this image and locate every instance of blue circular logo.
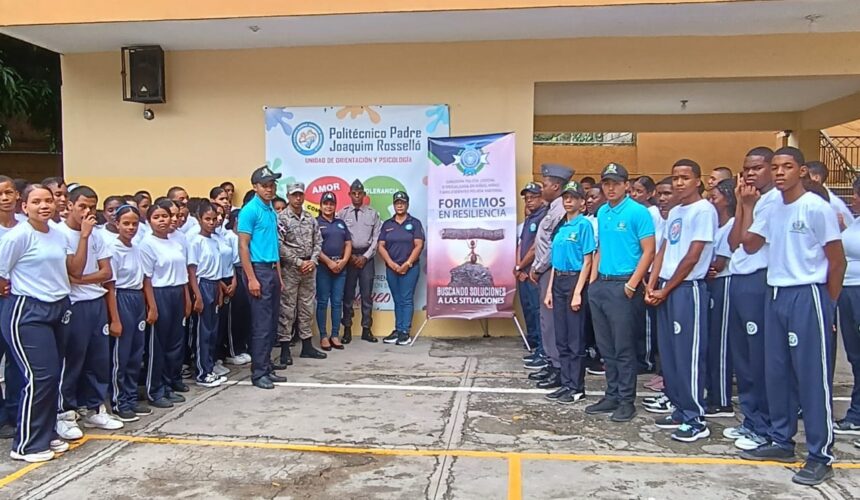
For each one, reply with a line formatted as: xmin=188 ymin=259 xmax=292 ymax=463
xmin=291 ymin=122 xmax=324 ymax=156
xmin=529 ymin=222 xmax=537 ymax=232
xmin=405 ymin=223 xmax=413 ymax=231
xmin=668 ymin=219 xmax=682 ymax=244
xmin=337 ymin=223 xmax=345 ymax=229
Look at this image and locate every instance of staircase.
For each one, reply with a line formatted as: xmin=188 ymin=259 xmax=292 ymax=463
xmin=820 ymin=132 xmax=858 ymax=207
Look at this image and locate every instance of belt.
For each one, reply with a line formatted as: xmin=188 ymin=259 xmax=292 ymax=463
xmin=598 ymin=273 xmax=632 ymax=281
xmin=252 ymin=262 xmax=277 ymax=269
xmin=555 ymin=270 xmax=580 ymax=276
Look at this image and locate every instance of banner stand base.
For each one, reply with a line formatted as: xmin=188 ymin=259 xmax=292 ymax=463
xmin=410 ymin=315 xmax=530 ymax=350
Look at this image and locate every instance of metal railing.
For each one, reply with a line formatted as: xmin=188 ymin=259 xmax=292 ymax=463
xmin=533 ymin=132 xmax=636 ymax=146
xmin=828 ymin=135 xmax=860 ymax=170
xmin=820 ymin=132 xmax=857 ymax=204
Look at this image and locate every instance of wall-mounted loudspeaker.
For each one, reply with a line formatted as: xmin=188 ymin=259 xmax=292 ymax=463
xmin=121 ymin=45 xmax=165 ymax=103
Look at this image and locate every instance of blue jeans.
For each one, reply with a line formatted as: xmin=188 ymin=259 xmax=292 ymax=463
xmin=517 ymin=279 xmax=542 ymax=354
xmin=316 ymin=266 xmax=347 ymax=338
xmin=386 ymin=265 xmax=420 ymax=333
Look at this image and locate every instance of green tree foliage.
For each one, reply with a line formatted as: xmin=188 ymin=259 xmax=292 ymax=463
xmin=0 ymin=35 xmax=60 ymax=151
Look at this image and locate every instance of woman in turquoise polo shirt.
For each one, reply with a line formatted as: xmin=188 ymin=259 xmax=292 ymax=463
xmin=378 ymin=191 xmax=424 ymax=346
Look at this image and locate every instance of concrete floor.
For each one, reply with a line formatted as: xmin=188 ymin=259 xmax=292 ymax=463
xmin=1 ymin=336 xmax=859 ymax=499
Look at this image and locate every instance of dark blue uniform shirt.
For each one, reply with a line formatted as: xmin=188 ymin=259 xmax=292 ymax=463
xmin=380 ymin=215 xmax=425 ymax=265
xmin=519 ymin=203 xmax=549 ymax=270
xmin=317 ymin=215 xmax=351 ymax=259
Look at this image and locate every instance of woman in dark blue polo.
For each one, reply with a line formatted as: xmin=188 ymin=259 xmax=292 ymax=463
xmin=316 ymin=192 xmax=352 ymax=351
xmin=378 ymin=191 xmax=424 ymax=346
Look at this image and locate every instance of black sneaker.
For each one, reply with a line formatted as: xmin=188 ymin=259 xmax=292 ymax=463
xmin=834 ymin=418 xmax=860 ymax=436
xmin=610 ymin=403 xmax=636 ymax=422
xmin=268 ymin=373 xmax=287 ymax=383
xmin=705 ymin=405 xmax=735 ymax=418
xmin=395 ymin=332 xmax=411 ymax=346
xmin=792 ymin=461 xmax=833 ymax=486
xmin=382 ymin=331 xmax=400 ymax=344
xmin=671 ymin=423 xmax=711 ymax=443
xmin=171 ymin=382 xmax=190 ymax=393
xmin=149 ymin=398 xmax=174 ymax=409
xmin=133 ymin=404 xmax=153 ymax=416
xmin=252 ymin=376 xmax=274 ymax=390
xmin=739 ymin=443 xmax=796 ymax=463
xmin=0 ymin=423 xmax=17 ymax=439
xmin=644 ymin=395 xmax=674 ymax=414
xmin=522 ymin=352 xmax=537 ymax=362
xmin=114 ymin=409 xmax=139 ymax=422
xmin=585 ymin=398 xmax=619 ymax=415
xmin=642 ymin=393 xmax=664 ymax=405
xmin=545 ymin=387 xmax=570 ymax=401
xmin=528 ymin=367 xmax=552 ymax=381
xmin=558 ymin=391 xmax=586 ymax=405
xmin=524 ymin=357 xmax=548 ymax=371
xmin=585 ymin=360 xmax=605 ymax=375
xmin=536 ymin=370 xmax=561 ymax=389
xmin=166 ymin=393 xmax=186 ymax=403
xmin=654 ymin=415 xmax=683 ymax=429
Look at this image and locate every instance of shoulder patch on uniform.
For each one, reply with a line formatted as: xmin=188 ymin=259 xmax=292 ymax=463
xmin=405 ymin=223 xmax=413 ymax=231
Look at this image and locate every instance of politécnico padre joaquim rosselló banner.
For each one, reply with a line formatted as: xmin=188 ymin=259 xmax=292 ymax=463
xmin=426 ymin=133 xmax=517 ymax=320
xmin=264 ymin=104 xmax=450 ymax=311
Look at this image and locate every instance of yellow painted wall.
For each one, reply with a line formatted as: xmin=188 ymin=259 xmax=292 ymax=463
xmin=60 ymin=34 xmax=860 ymax=337
xmin=826 ymin=119 xmax=860 ymax=137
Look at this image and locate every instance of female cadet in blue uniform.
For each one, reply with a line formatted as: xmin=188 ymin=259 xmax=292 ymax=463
xmin=543 ymin=181 xmax=595 ymax=405
xmin=107 ymin=205 xmax=155 ymax=422
xmin=316 ymin=192 xmax=352 ymax=351
xmin=139 ymin=199 xmax=192 ymax=408
xmin=0 ymin=184 xmax=77 ymax=462
xmin=378 ymin=191 xmax=425 ymax=346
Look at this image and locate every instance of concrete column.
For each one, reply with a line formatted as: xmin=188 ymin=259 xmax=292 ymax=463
xmin=788 ymin=129 xmax=821 ymax=162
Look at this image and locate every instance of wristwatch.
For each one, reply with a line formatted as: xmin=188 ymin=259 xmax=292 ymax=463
xmin=514 ymin=265 xmax=521 ymax=271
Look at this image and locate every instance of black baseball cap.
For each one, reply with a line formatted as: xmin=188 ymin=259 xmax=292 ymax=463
xmin=393 ymin=191 xmax=409 ymax=203
xmin=600 ymin=163 xmax=629 ymax=182
xmin=251 ymin=165 xmax=282 ymax=185
xmin=321 ymin=192 xmax=336 ymax=204
xmin=520 ymin=182 xmax=542 ymax=196
xmin=561 ymin=181 xmax=585 ymax=198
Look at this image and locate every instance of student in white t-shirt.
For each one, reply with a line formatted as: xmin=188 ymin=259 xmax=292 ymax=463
xmin=106 ymin=204 xmax=156 ymax=423
xmin=646 ymin=159 xmax=717 ymax=443
xmin=139 ymin=199 xmax=191 ymax=409
xmin=835 ymin=177 xmax=860 ymax=445
xmin=739 ymin=147 xmax=845 ymax=487
xmin=187 ymin=201 xmax=227 ymax=389
xmin=805 ymin=160 xmax=853 ymax=230
xmin=0 ymin=175 xmax=23 ymax=441
xmin=705 ymin=178 xmax=736 ymax=419
xmin=55 ymin=186 xmax=123 ymax=439
xmin=0 ymin=184 xmax=73 ymax=463
xmin=631 ymin=175 xmax=661 ymax=373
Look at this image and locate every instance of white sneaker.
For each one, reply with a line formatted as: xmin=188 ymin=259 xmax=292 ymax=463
xmin=10 ymin=449 xmax=54 ymax=463
xmin=82 ymin=406 xmax=124 ymax=430
xmin=196 ymin=373 xmax=223 ymax=388
xmin=239 ymin=353 xmax=252 ymax=364
xmin=56 ymin=410 xmax=84 ymax=440
xmin=213 ymin=362 xmax=231 ymax=377
xmin=224 ymin=355 xmax=244 ymax=365
xmin=50 ymin=439 xmax=69 ymax=453
xmin=734 ymin=433 xmax=768 ymax=451
xmin=216 ymin=375 xmax=228 ymax=384
xmin=722 ymin=425 xmax=751 ymax=440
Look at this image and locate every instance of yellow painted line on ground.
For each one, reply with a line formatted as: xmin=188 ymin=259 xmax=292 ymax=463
xmin=85 ymin=434 xmax=860 ymax=469
xmin=0 ymin=436 xmax=90 ymax=489
xmin=507 ymin=456 xmax=522 ymax=500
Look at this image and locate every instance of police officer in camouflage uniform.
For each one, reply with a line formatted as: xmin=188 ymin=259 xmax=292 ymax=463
xmin=276 ymin=182 xmax=326 ymax=367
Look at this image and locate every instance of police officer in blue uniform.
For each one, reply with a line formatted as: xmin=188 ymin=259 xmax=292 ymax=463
xmin=316 ymin=192 xmax=352 ymax=351
xmin=378 ymin=191 xmax=425 ymax=346
xmin=518 ymin=182 xmax=549 ymax=367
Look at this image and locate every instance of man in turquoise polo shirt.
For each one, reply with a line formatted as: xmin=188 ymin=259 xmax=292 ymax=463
xmin=238 ymin=166 xmax=287 ymax=390
xmin=585 ymin=162 xmax=656 ymax=422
